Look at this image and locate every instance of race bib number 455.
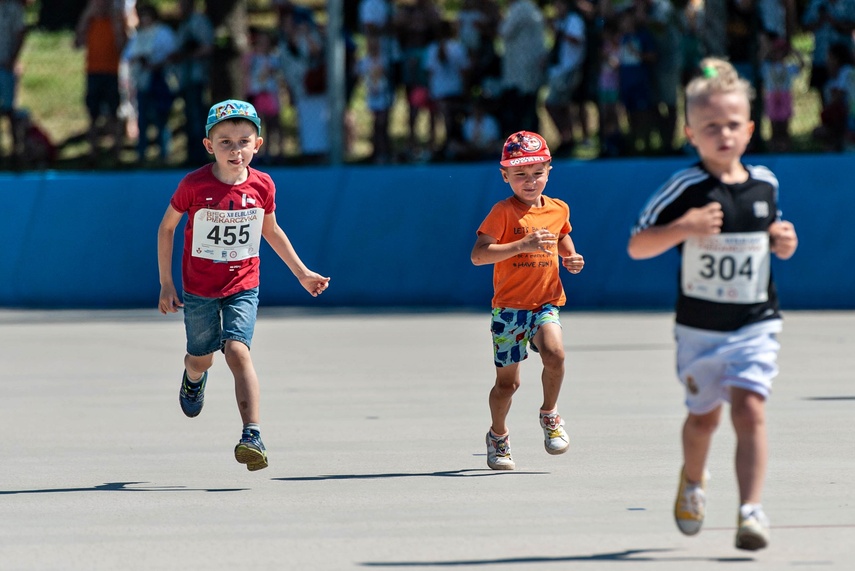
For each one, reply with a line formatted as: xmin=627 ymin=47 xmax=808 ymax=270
xmin=682 ymin=232 xmax=770 ymax=304
xmin=191 ymin=208 xmax=263 ymax=262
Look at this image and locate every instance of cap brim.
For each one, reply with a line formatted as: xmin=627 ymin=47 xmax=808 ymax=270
xmin=499 ymin=155 xmax=551 ymax=167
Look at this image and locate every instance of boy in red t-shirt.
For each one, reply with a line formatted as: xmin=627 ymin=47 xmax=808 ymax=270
xmin=470 ymin=131 xmax=585 ymax=470
xmin=157 ymin=99 xmax=330 ymax=471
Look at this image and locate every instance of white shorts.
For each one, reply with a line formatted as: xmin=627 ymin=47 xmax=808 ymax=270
xmin=674 ymin=320 xmax=782 ymax=415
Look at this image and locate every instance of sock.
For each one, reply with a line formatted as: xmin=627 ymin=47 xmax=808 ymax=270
xmin=243 ymin=423 xmax=260 ymax=434
xmin=740 ymin=503 xmax=761 ymax=518
xmin=539 ymin=408 xmax=557 ymax=417
xmin=184 ymin=371 xmax=204 ymax=385
xmin=489 ymin=429 xmax=508 ymax=438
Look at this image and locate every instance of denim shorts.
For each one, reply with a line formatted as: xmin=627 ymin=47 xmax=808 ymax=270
xmin=183 ymin=287 xmax=259 ymax=356
xmin=490 ymin=304 xmax=561 ymax=367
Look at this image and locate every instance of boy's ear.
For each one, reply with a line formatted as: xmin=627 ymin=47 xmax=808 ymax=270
xmin=203 ymin=138 xmax=214 ymax=154
xmin=500 ymin=168 xmax=509 ymax=182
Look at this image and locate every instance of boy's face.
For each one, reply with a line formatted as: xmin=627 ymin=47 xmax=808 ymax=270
xmin=204 ymin=120 xmax=263 ymax=174
xmin=501 ymin=162 xmax=551 ymax=207
xmin=684 ymin=92 xmax=754 ymax=171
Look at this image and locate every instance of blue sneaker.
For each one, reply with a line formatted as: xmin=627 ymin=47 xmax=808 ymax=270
xmin=234 ymin=429 xmax=268 ymax=471
xmin=179 ymin=370 xmax=207 ymax=418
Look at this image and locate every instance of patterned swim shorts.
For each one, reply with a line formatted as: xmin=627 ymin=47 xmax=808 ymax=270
xmin=490 ymin=304 xmax=561 ymax=367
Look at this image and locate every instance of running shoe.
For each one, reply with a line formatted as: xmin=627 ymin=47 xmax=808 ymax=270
xmin=539 ymin=411 xmax=570 ymax=455
xmin=178 ymin=370 xmax=207 ymax=418
xmin=735 ymin=505 xmax=770 ymax=551
xmin=486 ymin=431 xmax=515 ymax=470
xmin=234 ymin=429 xmax=268 ymax=471
xmin=674 ymin=467 xmax=708 ymax=536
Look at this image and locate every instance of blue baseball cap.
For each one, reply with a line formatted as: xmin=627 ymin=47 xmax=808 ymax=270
xmin=205 ymin=99 xmax=262 ymax=137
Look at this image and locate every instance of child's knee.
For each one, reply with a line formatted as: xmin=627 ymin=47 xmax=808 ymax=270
xmin=730 ymin=391 xmax=766 ymax=431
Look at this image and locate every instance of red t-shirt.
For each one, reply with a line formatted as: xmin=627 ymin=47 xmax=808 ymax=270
xmin=170 ymin=164 xmax=276 ymax=298
xmin=477 ymin=195 xmax=572 ymax=310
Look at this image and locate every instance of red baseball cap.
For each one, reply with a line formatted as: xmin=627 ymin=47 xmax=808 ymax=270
xmin=500 ymin=131 xmax=551 ymax=167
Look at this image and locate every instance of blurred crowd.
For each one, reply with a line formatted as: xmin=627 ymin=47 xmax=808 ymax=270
xmin=3 ymin=0 xmax=855 ymax=169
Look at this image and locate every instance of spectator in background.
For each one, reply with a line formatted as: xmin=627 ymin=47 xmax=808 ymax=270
xmin=173 ymin=0 xmax=214 ymax=167
xmin=75 ymin=0 xmax=128 ymax=166
xmin=424 ymin=19 xmax=471 ymax=160
xmin=446 ymin=96 xmax=502 ymax=161
xmin=544 ymin=0 xmax=586 ymax=157
xmin=278 ymin=6 xmax=329 ymax=160
xmin=13 ymin=107 xmax=57 ymax=170
xmin=725 ymin=0 xmax=760 ymax=84
xmin=597 ymin=16 xmax=624 ymax=157
xmin=646 ymin=0 xmax=684 ymax=154
xmin=394 ymin=0 xmax=442 ymax=157
xmin=498 ymin=0 xmax=547 ymax=134
xmin=802 ymin=0 xmax=855 ymax=105
xmin=569 ymin=0 xmax=602 ymax=151
xmin=244 ymin=27 xmax=283 ymax=164
xmin=813 ymin=42 xmax=855 ymax=150
xmin=616 ymin=3 xmax=656 ymax=154
xmin=0 ymin=0 xmax=27 ymax=165
xmin=357 ymin=32 xmax=394 ymax=163
xmin=458 ymin=0 xmax=502 ymax=115
xmin=761 ymin=37 xmax=805 ymax=152
xmin=124 ymin=2 xmax=177 ymax=164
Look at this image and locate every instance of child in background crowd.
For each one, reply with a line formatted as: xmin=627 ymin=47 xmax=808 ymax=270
xmin=761 ymin=38 xmax=805 ymax=152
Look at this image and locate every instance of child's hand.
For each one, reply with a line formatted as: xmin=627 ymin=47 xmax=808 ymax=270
xmin=523 ymin=229 xmax=557 ymax=253
xmin=682 ymin=202 xmax=723 ymax=236
xmin=769 ymin=220 xmax=798 ymax=260
xmin=563 ymin=253 xmax=585 ymax=274
xmin=158 ymin=285 xmax=183 ymax=314
xmin=300 ymin=273 xmax=331 ymax=297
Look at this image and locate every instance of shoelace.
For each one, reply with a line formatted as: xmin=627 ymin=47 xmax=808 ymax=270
xmin=182 ymin=382 xmax=202 ymax=399
xmin=680 ymin=487 xmax=704 ymax=516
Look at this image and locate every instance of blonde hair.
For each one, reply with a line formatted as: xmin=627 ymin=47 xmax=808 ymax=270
xmin=684 ymin=57 xmax=754 ymax=118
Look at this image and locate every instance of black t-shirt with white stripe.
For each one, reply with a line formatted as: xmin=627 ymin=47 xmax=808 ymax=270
xmin=632 ymin=163 xmax=781 ymax=332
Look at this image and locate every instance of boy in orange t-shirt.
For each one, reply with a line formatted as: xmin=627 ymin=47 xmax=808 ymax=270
xmin=471 ymin=131 xmax=585 ymax=470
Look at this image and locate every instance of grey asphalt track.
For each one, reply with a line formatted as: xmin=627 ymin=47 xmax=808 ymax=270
xmin=1 ymin=309 xmax=853 ymax=571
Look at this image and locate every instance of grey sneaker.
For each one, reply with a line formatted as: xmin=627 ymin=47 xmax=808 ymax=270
xmin=674 ymin=467 xmax=708 ymax=536
xmin=736 ymin=505 xmax=770 ymax=551
xmin=234 ymin=429 xmax=268 ymax=471
xmin=539 ymin=411 xmax=569 ymax=455
xmin=486 ymin=431 xmax=515 ymax=470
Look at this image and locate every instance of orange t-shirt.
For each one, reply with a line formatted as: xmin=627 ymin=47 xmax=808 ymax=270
xmin=86 ymin=16 xmax=122 ymax=74
xmin=477 ymin=195 xmax=572 ymax=310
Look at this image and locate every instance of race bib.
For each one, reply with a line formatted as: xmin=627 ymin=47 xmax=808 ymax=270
xmin=191 ymin=208 xmax=263 ymax=262
xmin=682 ymin=232 xmax=770 ymax=304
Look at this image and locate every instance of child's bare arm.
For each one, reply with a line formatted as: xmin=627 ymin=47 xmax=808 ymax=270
xmin=769 ymin=220 xmax=798 ymax=260
xmin=628 ymin=202 xmax=723 ymax=259
xmin=471 ymin=229 xmax=557 ymax=265
xmin=262 ymin=212 xmax=330 ymax=297
xmin=558 ymin=235 xmax=584 ymax=274
xmin=157 ymin=205 xmax=184 ymax=314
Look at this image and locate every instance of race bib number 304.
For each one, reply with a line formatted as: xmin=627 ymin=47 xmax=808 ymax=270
xmin=191 ymin=208 xmax=263 ymax=262
xmin=682 ymin=232 xmax=771 ymax=304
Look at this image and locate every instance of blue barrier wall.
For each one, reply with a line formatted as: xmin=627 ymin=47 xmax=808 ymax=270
xmin=2 ymin=154 xmax=853 ymax=309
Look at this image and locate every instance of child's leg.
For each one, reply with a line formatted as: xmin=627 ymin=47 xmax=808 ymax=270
xmin=224 ymin=339 xmax=260 ymax=426
xmin=682 ymin=406 xmax=722 ymax=483
xmin=184 ymin=352 xmax=214 ymax=381
xmin=730 ymin=387 xmax=767 ymax=504
xmin=532 ymin=322 xmax=565 ymax=412
xmin=489 ymin=363 xmax=521 ymax=436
